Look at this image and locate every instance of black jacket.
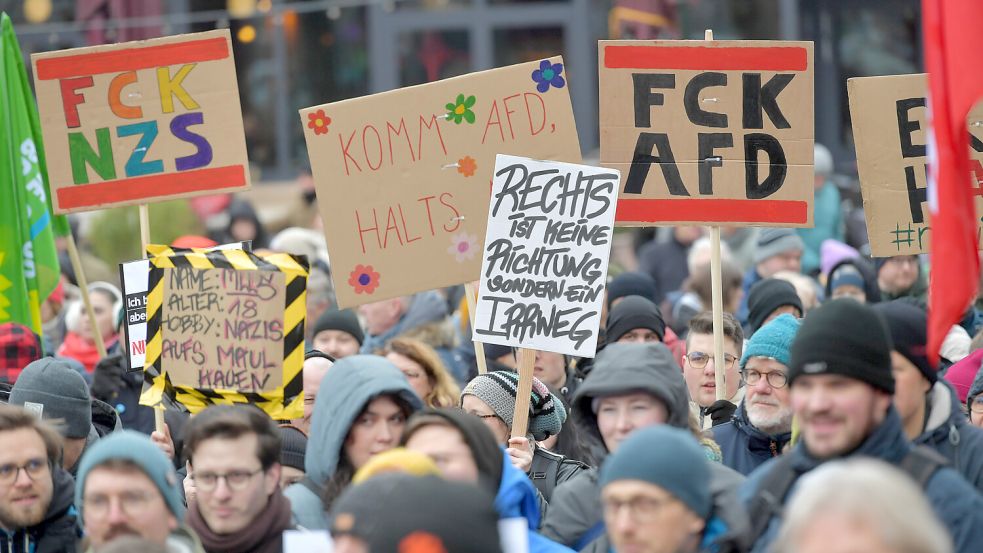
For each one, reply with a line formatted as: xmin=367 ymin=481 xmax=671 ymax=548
xmin=529 ymin=447 xmax=588 ymax=504
xmin=915 ymin=381 xmax=983 ymax=491
xmin=0 ymin=466 xmax=80 ymax=553
xmin=712 ymin=402 xmax=791 ymax=476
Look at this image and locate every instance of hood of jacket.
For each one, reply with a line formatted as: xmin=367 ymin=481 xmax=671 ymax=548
xmin=360 ymin=291 xmax=449 ymax=353
xmin=790 ymin=406 xmax=910 ymax=472
xmin=825 ymin=257 xmax=880 ymax=304
xmin=90 ymin=397 xmax=121 ymax=436
xmin=305 ymin=355 xmax=422 ymax=486
xmin=572 ymin=343 xmax=689 ymax=448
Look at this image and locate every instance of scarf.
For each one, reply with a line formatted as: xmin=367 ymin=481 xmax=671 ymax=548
xmin=56 ymin=331 xmax=118 ymax=372
xmin=187 ymin=489 xmax=292 ymax=553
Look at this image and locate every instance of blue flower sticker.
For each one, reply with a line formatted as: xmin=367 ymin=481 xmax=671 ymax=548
xmin=532 ymin=60 xmax=565 ymax=93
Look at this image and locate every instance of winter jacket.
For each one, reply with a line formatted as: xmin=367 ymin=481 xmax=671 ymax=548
xmin=914 ymin=381 xmax=983 ymax=491
xmin=530 ymin=446 xmax=588 ymax=505
xmin=740 ymin=407 xmax=983 ymax=553
xmin=283 ymin=355 xmax=422 ymax=529
xmin=494 ymin=451 xmax=575 ymax=553
xmin=712 ymin=402 xmax=791 ymax=476
xmin=0 ymin=466 xmax=80 ymax=553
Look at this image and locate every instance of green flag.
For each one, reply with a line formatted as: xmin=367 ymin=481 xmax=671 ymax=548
xmin=0 ymin=12 xmax=68 ymax=335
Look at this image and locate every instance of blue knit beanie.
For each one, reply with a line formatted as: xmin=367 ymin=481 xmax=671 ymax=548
xmin=741 ymin=314 xmax=801 ymax=370
xmin=75 ymin=430 xmax=185 ymax=519
xmin=599 ymin=425 xmax=710 ymax=518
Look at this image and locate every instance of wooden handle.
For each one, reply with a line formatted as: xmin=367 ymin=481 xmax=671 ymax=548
xmin=511 ymin=349 xmax=536 ymax=438
xmin=465 ymin=281 xmax=489 ymax=375
xmin=710 ymin=226 xmax=726 ymax=401
xmin=66 ymin=234 xmax=107 ymax=358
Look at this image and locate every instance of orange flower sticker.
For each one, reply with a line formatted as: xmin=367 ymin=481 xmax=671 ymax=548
xmin=348 ymin=264 xmax=381 ymax=295
xmin=307 ymin=109 xmax=331 ymax=135
xmin=457 ymin=156 xmax=477 ymax=177
xmin=399 ymin=532 xmax=448 ymax=553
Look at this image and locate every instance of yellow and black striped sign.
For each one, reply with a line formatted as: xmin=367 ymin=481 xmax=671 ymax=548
xmin=139 ymin=244 xmax=308 ymax=419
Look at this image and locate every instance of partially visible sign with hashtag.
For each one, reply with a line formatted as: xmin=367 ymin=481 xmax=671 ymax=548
xmin=848 ymin=74 xmax=983 ymax=256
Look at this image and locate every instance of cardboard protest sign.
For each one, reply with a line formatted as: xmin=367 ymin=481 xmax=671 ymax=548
xmin=31 ymin=30 xmax=250 ymax=214
xmin=139 ymin=246 xmax=307 ymax=418
xmin=598 ymin=40 xmax=814 ymax=226
xmin=300 ymin=58 xmax=582 ymax=308
xmin=119 ymin=241 xmax=249 ymax=373
xmin=847 ymin=73 xmax=983 ymax=256
xmin=471 ymin=155 xmax=619 ymax=357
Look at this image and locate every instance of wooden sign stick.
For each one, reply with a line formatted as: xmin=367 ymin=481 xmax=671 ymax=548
xmin=464 ymin=281 xmax=489 ymax=375
xmin=511 ymin=348 xmax=536 ymax=439
xmin=139 ymin=204 xmax=166 ymax=434
xmin=65 ymin=234 xmax=107 ymax=359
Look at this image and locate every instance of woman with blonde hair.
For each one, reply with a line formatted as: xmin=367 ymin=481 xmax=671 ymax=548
xmin=381 ymin=337 xmax=461 ymax=407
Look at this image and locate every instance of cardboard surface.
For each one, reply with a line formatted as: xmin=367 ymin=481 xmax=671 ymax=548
xmin=848 ymin=73 xmax=983 ymax=256
xmin=472 ymin=155 xmax=619 ymax=357
xmin=32 ymin=30 xmax=250 ymax=214
xmin=598 ymin=40 xmax=815 ymax=227
xmin=300 ymin=58 xmax=582 ymax=308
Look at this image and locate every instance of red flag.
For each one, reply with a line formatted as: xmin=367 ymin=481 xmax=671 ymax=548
xmin=923 ymin=0 xmax=983 ymax=365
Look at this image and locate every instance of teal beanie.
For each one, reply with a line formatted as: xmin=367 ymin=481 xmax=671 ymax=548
xmin=740 ymin=313 xmax=800 ymax=370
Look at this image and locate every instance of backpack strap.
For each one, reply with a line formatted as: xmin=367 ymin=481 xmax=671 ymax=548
xmin=529 ymin=448 xmax=561 ymax=501
xmin=900 ymin=445 xmax=948 ymax=488
xmin=745 ymin=453 xmax=799 ymax=546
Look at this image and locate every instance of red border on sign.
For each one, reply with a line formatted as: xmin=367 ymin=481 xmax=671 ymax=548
xmin=604 ymin=45 xmax=808 ymax=71
xmin=616 ymin=198 xmax=809 ymax=225
xmin=56 ymin=165 xmax=246 ymax=209
xmin=36 ymin=38 xmax=230 ymax=80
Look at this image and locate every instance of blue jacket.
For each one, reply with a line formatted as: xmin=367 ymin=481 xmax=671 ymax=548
xmin=740 ymin=407 xmax=983 ymax=553
xmin=712 ymin=402 xmax=791 ymax=476
xmin=495 ymin=452 xmax=575 ymax=553
xmin=915 ymin=381 xmax=983 ymax=491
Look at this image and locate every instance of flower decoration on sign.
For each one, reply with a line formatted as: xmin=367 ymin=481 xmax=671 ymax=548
xmin=445 ymin=94 xmax=477 ymax=124
xmin=447 ymin=232 xmax=478 ymax=263
xmin=348 ymin=264 xmax=380 ymax=295
xmin=532 ymin=60 xmax=565 ymax=93
xmin=399 ymin=532 xmax=448 ymax=553
xmin=307 ymin=109 xmax=331 ymax=135
xmin=457 ymin=156 xmax=477 ymax=177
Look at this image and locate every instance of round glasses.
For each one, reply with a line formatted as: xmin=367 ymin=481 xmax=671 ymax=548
xmin=194 ymin=468 xmax=264 ymax=491
xmin=685 ymin=351 xmax=737 ymax=370
xmin=741 ymin=369 xmax=789 ymax=389
xmin=0 ymin=458 xmax=48 ymax=485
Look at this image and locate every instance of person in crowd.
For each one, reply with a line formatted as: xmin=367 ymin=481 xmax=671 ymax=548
xmin=539 ymin=397 xmax=598 ymax=468
xmin=600 ymin=426 xmax=747 ymax=553
xmin=874 ymin=301 xmax=983 ymax=489
xmin=606 ymin=272 xmax=658 ymax=309
xmin=9 ymin=358 xmax=120 ymax=476
xmin=290 ymin=350 xmax=334 ymax=435
xmin=739 ymin=299 xmax=983 ymax=553
xmin=381 ymin=337 xmax=460 ymax=408
xmin=461 ymin=371 xmax=587 ymax=503
xmin=0 ymin=404 xmax=80 ymax=551
xmin=283 ymin=355 xmax=422 ymax=529
xmin=529 ymin=350 xmax=581 ymax=403
xmin=682 ymin=312 xmax=744 ymax=429
xmin=75 ymin=430 xmax=202 ymax=552
xmin=637 ymin=226 xmax=705 ymax=304
xmin=605 ymin=296 xmax=665 ymax=345
xmin=737 ymin=229 xmax=804 ymax=325
xmin=745 ymin=279 xmax=803 ymax=337
xmin=183 ymin=405 xmax=292 ymax=553
xmin=278 ymin=425 xmax=307 ymax=490
xmin=220 ymin=199 xmax=269 ymax=249
xmin=670 ymin=259 xmax=743 ymax=338
xmin=876 ymin=255 xmax=927 ymax=301
xmin=712 ymin=315 xmax=798 ymax=475
xmin=542 ymin=343 xmax=746 ymax=551
xmin=824 ymin=257 xmax=880 ymax=304
xmin=773 ymin=271 xmax=821 ymax=313
xmin=483 ymin=344 xmax=517 ymax=372
xmin=350 ymin=447 xmax=441 ymax=484
xmin=797 ymin=144 xmax=843 ymax=276
xmin=40 ymin=280 xmax=68 ymax=357
xmin=0 ymin=323 xmax=42 ymax=383
xmin=331 ymin=473 xmax=502 ymax=553
xmin=57 ymin=282 xmax=122 ymax=373
xmin=310 ymin=309 xmax=363 ymax=361
xmin=968 ymin=370 xmax=983 ymax=429
xmin=771 ymin=459 xmax=952 ymax=553
xmin=401 ymin=409 xmax=574 ymax=552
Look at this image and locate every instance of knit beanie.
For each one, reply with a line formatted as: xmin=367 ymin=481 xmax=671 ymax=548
xmin=873 ymin=301 xmax=937 ymax=384
xmin=607 ymin=272 xmax=658 ymax=307
xmin=352 ymin=447 xmax=441 ymax=485
xmin=461 ymin=371 xmax=566 ymax=440
xmin=789 ymin=299 xmax=894 ymax=393
xmin=747 ymin=279 xmax=803 ymax=334
xmin=75 ymin=430 xmax=185 ymax=519
xmin=10 ymin=358 xmax=92 ymax=438
xmin=753 ymin=228 xmax=804 ymax=265
xmin=279 ymin=425 xmax=308 ymax=472
xmin=740 ymin=314 xmax=801 ymax=370
xmin=600 ymin=425 xmax=710 ymax=518
xmin=312 ymin=309 xmax=364 ymax=346
xmin=829 ymin=264 xmax=865 ymax=294
xmin=605 ymin=295 xmax=666 ymax=342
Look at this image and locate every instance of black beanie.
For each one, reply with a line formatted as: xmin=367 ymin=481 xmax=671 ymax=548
xmin=278 ymin=425 xmax=308 ymax=472
xmin=873 ymin=301 xmax=937 ymax=384
xmin=605 ymin=295 xmax=666 ymax=342
xmin=312 ymin=309 xmax=364 ymax=345
xmin=747 ymin=279 xmax=803 ymax=334
xmin=789 ymin=299 xmax=894 ymax=393
xmin=607 ymin=272 xmax=658 ymax=307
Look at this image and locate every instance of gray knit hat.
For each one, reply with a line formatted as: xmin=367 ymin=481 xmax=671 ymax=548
xmin=753 ymin=228 xmax=804 ymax=265
xmin=10 ymin=358 xmax=92 ymax=438
xmin=461 ymin=371 xmax=566 ymax=440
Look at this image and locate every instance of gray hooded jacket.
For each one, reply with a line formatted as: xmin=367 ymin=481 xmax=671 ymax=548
xmin=283 ymin=355 xmax=422 ymax=529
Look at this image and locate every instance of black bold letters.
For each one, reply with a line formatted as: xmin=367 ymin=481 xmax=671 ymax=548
xmin=743 ymin=74 xmax=793 ymax=129
xmin=632 ymin=74 xmax=675 ymax=128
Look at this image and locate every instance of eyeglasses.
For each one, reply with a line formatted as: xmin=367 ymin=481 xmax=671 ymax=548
xmin=685 ymin=351 xmax=736 ymax=370
xmin=603 ymin=495 xmax=672 ymax=522
xmin=84 ymin=491 xmax=158 ymax=518
xmin=0 ymin=458 xmax=48 ymax=485
xmin=742 ymin=369 xmax=789 ymax=389
xmin=194 ymin=468 xmax=264 ymax=491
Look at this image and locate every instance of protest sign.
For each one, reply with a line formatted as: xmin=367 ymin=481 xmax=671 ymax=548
xmin=119 ymin=241 xmax=249 ymax=373
xmin=31 ymin=30 xmax=250 ymax=214
xmin=598 ymin=40 xmax=814 ymax=226
xmin=300 ymin=58 xmax=582 ymax=308
xmin=847 ymin=73 xmax=983 ymax=256
xmin=139 ymin=246 xmax=307 ymax=418
xmin=471 ymin=155 xmax=619 ymax=358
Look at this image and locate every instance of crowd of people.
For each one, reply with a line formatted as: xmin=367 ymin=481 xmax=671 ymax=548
xmin=3 ymin=147 xmax=983 ymax=553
